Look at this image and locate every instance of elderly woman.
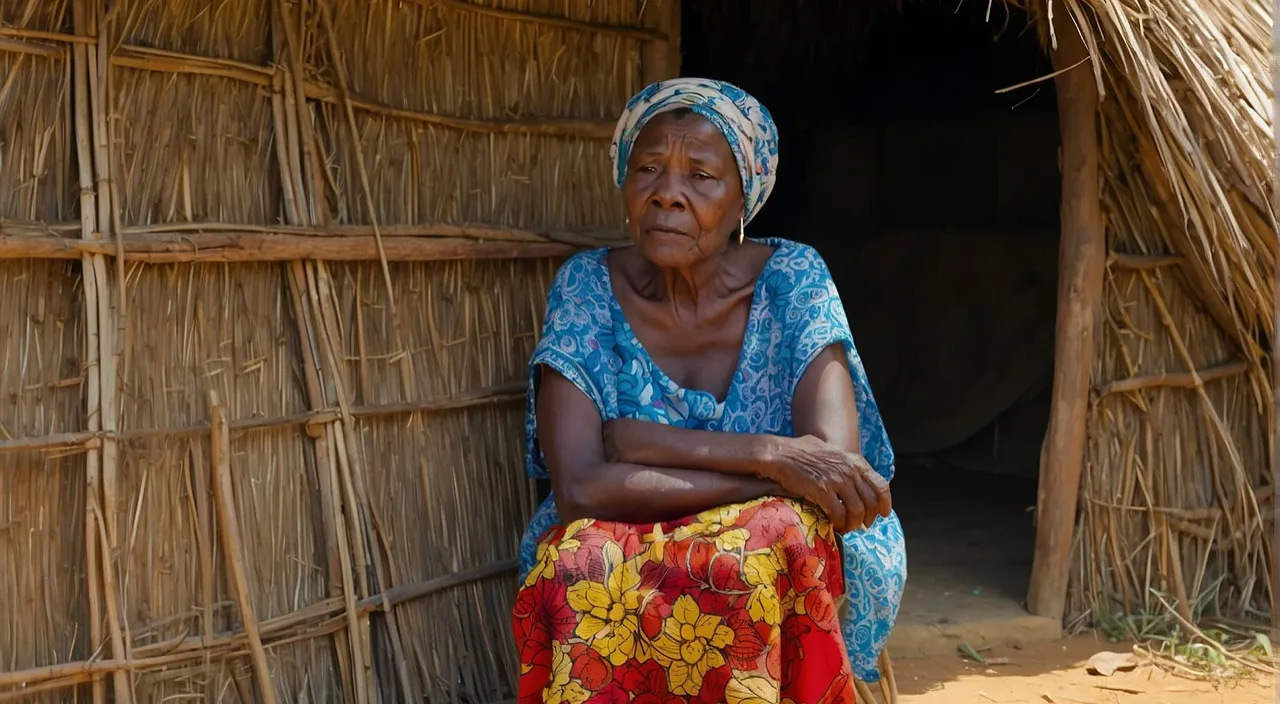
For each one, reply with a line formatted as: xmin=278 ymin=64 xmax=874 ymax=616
xmin=513 ymin=79 xmax=906 ymax=702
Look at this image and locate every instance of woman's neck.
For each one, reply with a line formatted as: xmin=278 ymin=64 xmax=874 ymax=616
xmin=626 ymin=244 xmax=750 ymax=323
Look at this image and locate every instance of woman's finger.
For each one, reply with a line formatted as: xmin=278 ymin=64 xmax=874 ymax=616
xmin=835 ymin=480 xmax=864 ymax=534
xmin=815 ymin=489 xmax=846 ymax=532
xmin=848 ymin=453 xmax=892 ymax=516
xmin=852 ymin=473 xmax=878 ymax=512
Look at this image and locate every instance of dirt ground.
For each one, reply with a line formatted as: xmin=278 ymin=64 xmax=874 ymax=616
xmin=893 ymin=633 xmax=1275 ymax=704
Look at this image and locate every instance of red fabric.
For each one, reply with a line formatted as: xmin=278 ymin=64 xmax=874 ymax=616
xmin=513 ymin=497 xmax=856 ymax=703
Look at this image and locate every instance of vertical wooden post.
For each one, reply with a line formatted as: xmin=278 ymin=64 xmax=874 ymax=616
xmin=640 ymin=0 xmax=682 ymax=85
xmin=1026 ymin=9 xmax=1105 ymax=621
xmin=1270 ymin=10 xmax=1279 ymax=628
xmin=70 ymin=4 xmax=105 ymax=702
xmin=209 ymin=392 xmax=279 ymax=704
xmin=74 ymin=2 xmax=133 ymax=701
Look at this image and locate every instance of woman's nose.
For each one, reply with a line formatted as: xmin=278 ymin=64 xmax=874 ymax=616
xmin=649 ymin=173 xmax=686 ymax=210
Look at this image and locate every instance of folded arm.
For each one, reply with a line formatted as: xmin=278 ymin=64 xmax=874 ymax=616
xmin=607 ymin=344 xmax=891 ymax=531
xmin=537 ymin=366 xmax=783 ymax=524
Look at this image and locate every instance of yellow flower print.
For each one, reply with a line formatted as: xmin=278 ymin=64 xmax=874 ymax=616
xmin=672 ymin=504 xmax=742 ymax=543
xmin=651 ymin=594 xmax=735 ymax=695
xmin=642 ymin=523 xmax=667 ymax=563
xmin=726 ymin=675 xmax=780 ymax=704
xmin=783 ymin=499 xmax=834 ymax=546
xmin=546 ymin=646 xmax=590 ymax=704
xmin=565 ymin=541 xmax=647 ymax=666
xmin=524 ymin=522 xmax=585 ymax=587
xmin=742 ymin=549 xmax=782 ymax=587
xmin=747 ymin=584 xmax=781 ymax=626
xmin=715 ymin=527 xmax=750 ymax=551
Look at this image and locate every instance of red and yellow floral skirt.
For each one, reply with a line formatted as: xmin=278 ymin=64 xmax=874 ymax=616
xmin=512 ymin=496 xmax=856 ymax=703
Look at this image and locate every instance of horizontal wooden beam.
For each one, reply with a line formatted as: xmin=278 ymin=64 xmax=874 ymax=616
xmin=1094 ymin=358 xmax=1250 ymax=396
xmin=1108 ymin=251 xmax=1184 ymax=270
xmin=0 ymin=35 xmax=63 ymax=59
xmin=302 ymin=81 xmax=615 ymax=138
xmin=115 ymin=220 xmax=626 ymax=246
xmin=0 ymin=27 xmax=95 ymax=44
xmin=0 ymin=382 xmax=526 ymax=455
xmin=2 ymin=36 xmax=619 ymax=139
xmin=414 ymin=0 xmax=665 ymax=42
xmin=0 ymin=2 xmax=666 ymax=45
xmin=0 ymin=232 xmax=576 ymax=263
xmin=0 ymin=558 xmax=517 ymax=690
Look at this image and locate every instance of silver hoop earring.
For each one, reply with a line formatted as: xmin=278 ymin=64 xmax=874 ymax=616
xmin=738 ymin=217 xmax=745 ymax=245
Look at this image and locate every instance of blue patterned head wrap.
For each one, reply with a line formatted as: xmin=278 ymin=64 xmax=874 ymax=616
xmin=610 ymin=78 xmax=779 ymax=224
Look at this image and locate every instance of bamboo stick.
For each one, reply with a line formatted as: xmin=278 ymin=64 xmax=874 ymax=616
xmin=317 ymin=0 xmax=413 ymax=395
xmin=0 ymin=2 xmax=665 ymax=44
xmin=6 ymin=219 xmax=623 ymax=243
xmin=411 ymin=0 xmax=664 ymax=41
xmin=0 ymin=558 xmax=517 ymax=692
xmin=75 ymin=2 xmax=133 ymax=701
xmin=209 ymin=392 xmax=278 ymax=704
xmin=301 ymin=81 xmax=615 ymax=138
xmin=117 ymin=220 xmax=608 ymax=242
xmin=70 ymin=3 xmax=105 ymax=701
xmin=308 ymin=259 xmax=378 ymax=703
xmin=1094 ymin=359 xmax=1250 ymax=396
xmin=0 ymin=233 xmax=575 ymax=262
xmin=0 ymin=218 xmax=80 ymax=234
xmin=0 ymin=36 xmax=63 ymax=58
xmin=274 ymin=3 xmax=366 ymax=695
xmin=1027 ymin=9 xmax=1106 ymax=622
xmin=0 ymin=26 xmax=97 ymax=44
xmin=1107 ymin=252 xmax=1184 ymax=270
xmin=0 ymin=384 xmax=525 ymax=454
xmin=285 ymin=263 xmax=358 ymax=700
xmin=1138 ymin=270 xmax=1262 ymax=524
xmin=107 ymin=44 xmax=617 ymax=138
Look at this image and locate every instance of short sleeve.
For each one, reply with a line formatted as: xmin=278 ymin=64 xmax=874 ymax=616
xmin=524 ymin=250 xmax=618 ymax=479
xmin=775 ymin=244 xmax=897 ymax=482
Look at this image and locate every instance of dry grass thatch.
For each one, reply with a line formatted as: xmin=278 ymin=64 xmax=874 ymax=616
xmin=0 ymin=0 xmax=1271 ymax=701
xmin=1018 ymin=0 xmax=1274 ymax=626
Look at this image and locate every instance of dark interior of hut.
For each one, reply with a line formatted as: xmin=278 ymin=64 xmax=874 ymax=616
xmin=681 ymin=0 xmax=1062 ymax=620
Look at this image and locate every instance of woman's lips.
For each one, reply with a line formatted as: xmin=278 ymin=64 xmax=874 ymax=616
xmin=643 ymin=226 xmax=690 ymax=238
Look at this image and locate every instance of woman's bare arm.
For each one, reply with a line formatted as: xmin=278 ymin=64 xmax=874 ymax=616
xmin=538 ymin=367 xmax=782 ymax=523
xmin=603 ymin=343 xmax=891 ymax=530
xmin=791 ymin=344 xmax=892 ymax=527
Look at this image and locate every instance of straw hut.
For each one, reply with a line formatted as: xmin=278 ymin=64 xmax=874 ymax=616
xmin=0 ymin=0 xmax=1270 ymax=701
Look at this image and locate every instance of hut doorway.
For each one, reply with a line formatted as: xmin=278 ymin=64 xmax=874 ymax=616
xmin=682 ymin=0 xmax=1063 ymax=644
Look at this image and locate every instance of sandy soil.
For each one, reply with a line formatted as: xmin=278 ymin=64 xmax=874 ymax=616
xmin=892 ymin=633 xmax=1275 ymax=704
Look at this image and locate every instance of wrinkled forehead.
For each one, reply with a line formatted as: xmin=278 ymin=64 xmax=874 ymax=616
xmin=628 ymin=109 xmax=737 ymax=162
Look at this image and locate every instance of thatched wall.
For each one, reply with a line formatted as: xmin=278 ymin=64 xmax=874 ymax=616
xmin=0 ymin=1 xmax=671 ymax=701
xmin=0 ymin=0 xmax=1272 ymax=700
xmin=1050 ymin=0 xmax=1274 ymax=625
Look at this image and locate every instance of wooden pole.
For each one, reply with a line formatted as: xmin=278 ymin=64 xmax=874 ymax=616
xmin=1270 ymin=10 xmax=1279 ymax=626
xmin=640 ymin=0 xmax=682 ymax=86
xmin=70 ymin=3 xmax=105 ymax=701
xmin=0 ymin=233 xmax=575 ymax=262
xmin=209 ymin=392 xmax=279 ymax=704
xmin=1026 ymin=8 xmax=1105 ymax=621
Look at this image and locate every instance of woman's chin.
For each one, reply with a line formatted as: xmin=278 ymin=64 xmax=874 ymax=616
xmin=636 ymin=235 xmax=704 ymax=268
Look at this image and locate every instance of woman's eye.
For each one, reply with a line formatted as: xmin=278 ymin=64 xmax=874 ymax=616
xmin=694 ymin=172 xmax=712 ymax=180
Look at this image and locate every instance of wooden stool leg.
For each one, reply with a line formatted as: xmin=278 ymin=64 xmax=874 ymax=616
xmin=854 ymin=677 xmax=880 ymax=703
xmin=877 ymin=649 xmax=898 ymax=704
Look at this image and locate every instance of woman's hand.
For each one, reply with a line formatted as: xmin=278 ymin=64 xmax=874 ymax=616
xmin=770 ymin=434 xmax=892 ymax=533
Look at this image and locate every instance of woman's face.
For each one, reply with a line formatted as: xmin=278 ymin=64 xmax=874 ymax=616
xmin=622 ymin=110 xmax=745 ymax=269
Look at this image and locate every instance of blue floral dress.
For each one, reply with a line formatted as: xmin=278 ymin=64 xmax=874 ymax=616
xmin=516 ymin=238 xmax=907 ymax=682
